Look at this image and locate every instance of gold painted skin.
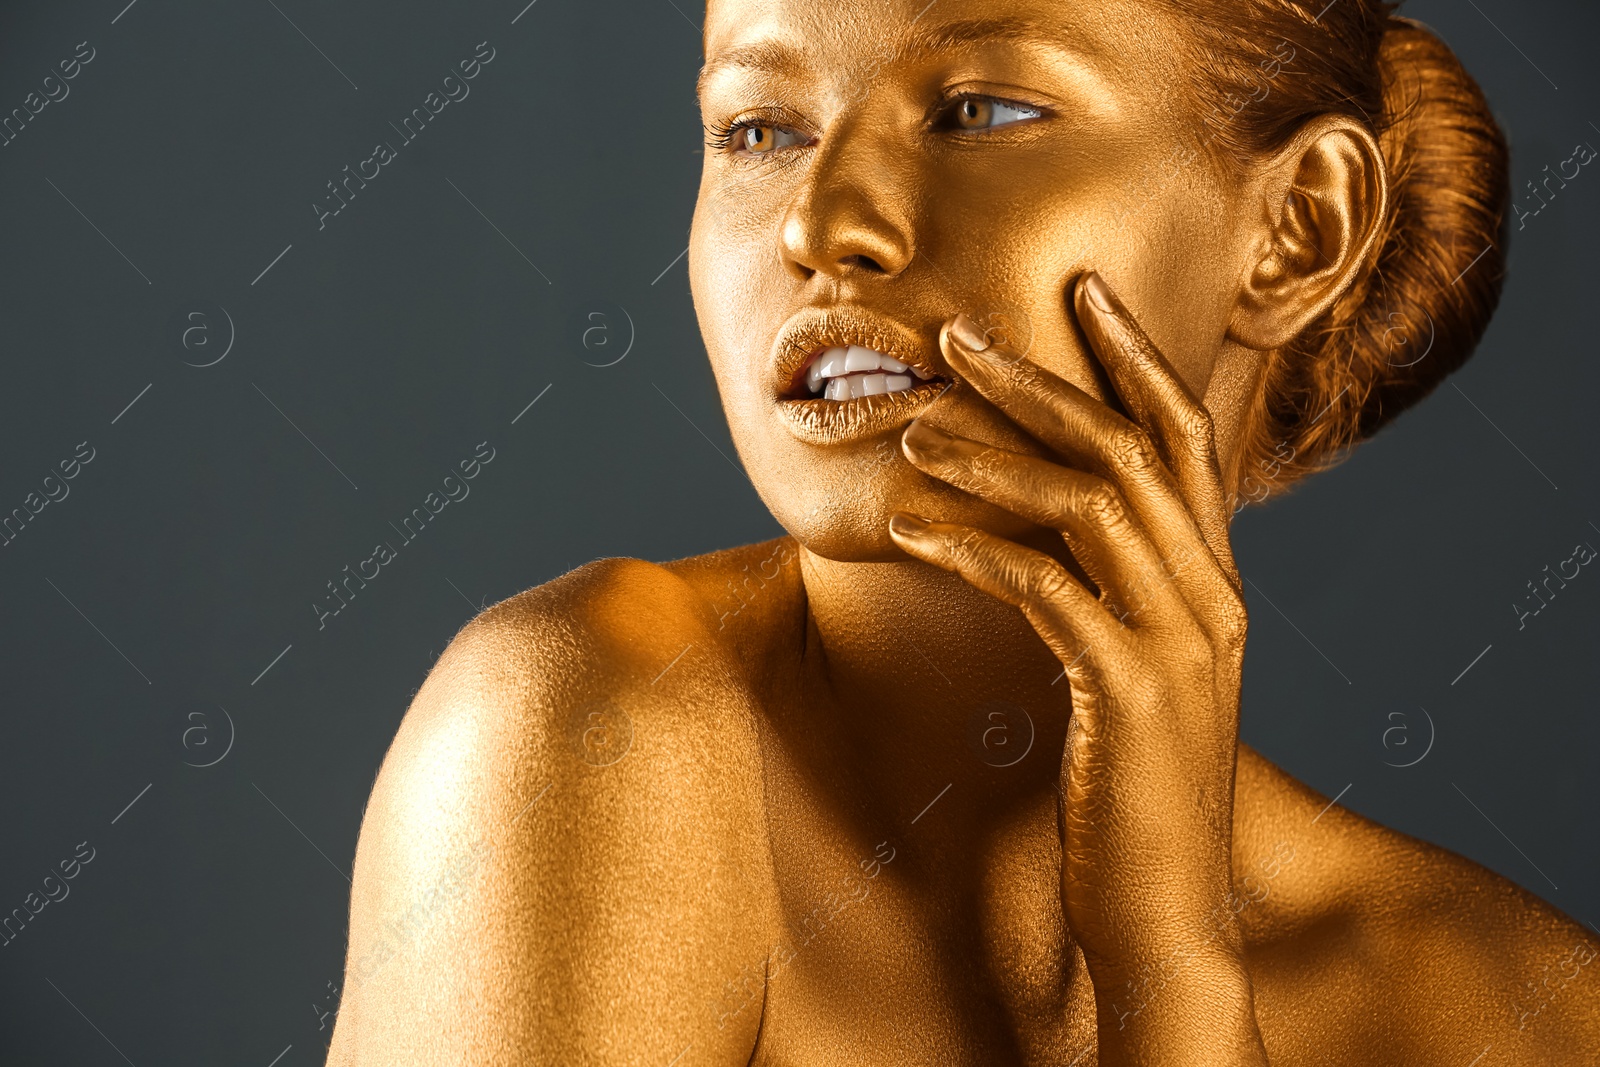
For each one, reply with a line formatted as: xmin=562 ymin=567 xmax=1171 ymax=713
xmin=328 ymin=0 xmax=1600 ymax=1063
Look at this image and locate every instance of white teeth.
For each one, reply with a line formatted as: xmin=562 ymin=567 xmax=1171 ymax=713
xmin=844 ymin=345 xmax=879 ymax=373
xmin=803 ymin=343 xmax=934 ymax=399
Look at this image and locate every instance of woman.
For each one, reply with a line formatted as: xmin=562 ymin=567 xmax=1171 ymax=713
xmin=328 ymin=0 xmax=1599 ymax=1061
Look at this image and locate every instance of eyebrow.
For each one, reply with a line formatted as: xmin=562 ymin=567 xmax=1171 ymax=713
xmin=696 ymin=16 xmax=1081 ymax=98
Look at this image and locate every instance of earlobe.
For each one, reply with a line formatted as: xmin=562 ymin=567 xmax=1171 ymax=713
xmin=1227 ymin=117 xmax=1389 ymax=351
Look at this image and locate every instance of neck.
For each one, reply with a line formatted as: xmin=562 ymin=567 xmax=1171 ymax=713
xmin=795 ymin=539 xmax=1075 ymax=791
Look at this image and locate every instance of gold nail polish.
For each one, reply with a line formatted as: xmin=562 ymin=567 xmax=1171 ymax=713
xmin=888 ymin=512 xmax=932 ymax=535
xmin=1083 ymin=271 xmax=1117 ymax=314
xmin=902 ymin=419 xmax=952 ymax=454
xmin=948 ymin=313 xmax=992 ymax=351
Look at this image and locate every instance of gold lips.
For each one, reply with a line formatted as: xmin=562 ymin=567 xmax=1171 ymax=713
xmin=770 ymin=306 xmax=945 ymax=398
xmin=769 ymin=307 xmax=956 ymax=446
xmin=777 ymin=378 xmax=956 ymax=446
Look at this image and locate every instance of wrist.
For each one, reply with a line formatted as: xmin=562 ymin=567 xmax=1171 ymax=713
xmin=1087 ymin=945 xmax=1267 ymax=1067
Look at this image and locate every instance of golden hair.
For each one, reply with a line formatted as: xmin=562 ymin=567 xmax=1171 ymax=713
xmin=1188 ymin=3 xmax=1511 ymax=503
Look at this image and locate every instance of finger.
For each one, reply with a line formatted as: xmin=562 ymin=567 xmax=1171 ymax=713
xmin=1073 ymin=272 xmax=1237 ymax=583
xmin=900 ymin=420 xmax=1193 ymax=630
xmin=941 ymin=319 xmax=1231 ymax=613
xmin=886 ymin=513 xmax=1126 ymax=680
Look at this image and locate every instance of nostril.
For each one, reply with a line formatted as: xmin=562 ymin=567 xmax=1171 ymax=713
xmin=840 ymin=253 xmax=887 ymax=273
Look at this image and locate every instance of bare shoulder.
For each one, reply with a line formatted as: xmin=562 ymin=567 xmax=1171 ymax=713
xmin=327 ymin=550 xmax=784 ymax=1066
xmin=1232 ymin=747 xmax=1600 ymax=1064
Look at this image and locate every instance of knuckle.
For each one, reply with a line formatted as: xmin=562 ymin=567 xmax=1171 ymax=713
xmin=1176 ymin=637 xmax=1216 ymax=682
xmin=1175 ymin=402 xmax=1216 ymax=451
xmin=945 ymin=526 xmax=989 ymax=563
xmin=964 ymin=444 xmax=1011 ymax=485
xmin=1014 ymin=362 xmax=1059 ymax=404
xmin=1107 ymin=428 xmax=1159 ymax=476
xmin=1026 ymin=561 xmax=1074 ymax=603
xmin=1194 ymin=583 xmax=1249 ymax=657
xmin=1015 ymin=368 xmax=1079 ymax=425
xmin=1218 ymin=591 xmax=1249 ymax=646
xmin=1075 ymin=479 xmax=1126 ymax=528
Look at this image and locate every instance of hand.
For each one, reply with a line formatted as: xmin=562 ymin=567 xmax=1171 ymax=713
xmin=888 ymin=272 xmax=1266 ymax=1065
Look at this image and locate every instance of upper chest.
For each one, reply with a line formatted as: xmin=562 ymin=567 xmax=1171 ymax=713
xmin=727 ymin=704 xmax=1386 ymax=1066
xmin=738 ymin=739 xmax=1098 ymax=1067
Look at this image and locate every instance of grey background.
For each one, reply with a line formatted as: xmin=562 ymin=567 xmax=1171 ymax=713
xmin=0 ymin=0 xmax=1593 ymax=1063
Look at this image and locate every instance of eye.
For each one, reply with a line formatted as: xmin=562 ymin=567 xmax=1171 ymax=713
xmin=943 ymin=95 xmax=1042 ymax=132
xmin=711 ymin=120 xmax=810 ymax=155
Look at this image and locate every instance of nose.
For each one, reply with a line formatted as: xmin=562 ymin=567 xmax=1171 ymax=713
xmin=778 ymin=124 xmax=915 ymax=281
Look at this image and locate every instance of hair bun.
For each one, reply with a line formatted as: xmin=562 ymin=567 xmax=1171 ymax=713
xmin=1236 ymin=14 xmax=1510 ymax=506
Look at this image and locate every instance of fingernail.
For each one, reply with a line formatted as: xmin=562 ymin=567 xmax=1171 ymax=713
xmin=889 ymin=512 xmax=932 ymax=536
xmin=1083 ymin=271 xmax=1117 ymax=314
xmin=948 ymin=313 xmax=991 ymax=352
xmin=901 ymin=418 xmax=952 ymax=456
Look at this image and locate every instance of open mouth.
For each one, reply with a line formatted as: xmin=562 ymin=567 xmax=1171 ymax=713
xmin=771 ymin=309 xmax=956 ymax=445
xmin=778 ymin=344 xmax=954 ymax=445
xmin=799 ymin=344 xmax=936 ymax=400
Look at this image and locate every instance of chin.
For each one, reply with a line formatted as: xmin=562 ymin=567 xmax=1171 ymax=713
xmin=764 ymin=454 xmax=1039 ymax=563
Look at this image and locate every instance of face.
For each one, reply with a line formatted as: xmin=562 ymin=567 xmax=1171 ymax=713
xmin=691 ymin=0 xmax=1263 ymax=562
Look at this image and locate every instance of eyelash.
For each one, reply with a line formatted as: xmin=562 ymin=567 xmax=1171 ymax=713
xmin=704 ymin=116 xmax=768 ymax=152
xmin=705 ymin=93 xmax=1043 ymax=155
xmin=933 ymin=92 xmax=1044 ymax=130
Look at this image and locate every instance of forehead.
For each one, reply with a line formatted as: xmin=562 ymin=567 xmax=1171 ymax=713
xmin=701 ymin=0 xmax=1184 ymax=95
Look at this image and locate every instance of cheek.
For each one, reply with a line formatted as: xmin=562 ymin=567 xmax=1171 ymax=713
xmin=690 ymin=198 xmax=809 ymax=514
xmin=1083 ymin=163 xmax=1245 ymax=396
xmin=1030 ymin=184 xmax=1241 ymax=400
xmin=691 ymin=207 xmax=776 ymax=401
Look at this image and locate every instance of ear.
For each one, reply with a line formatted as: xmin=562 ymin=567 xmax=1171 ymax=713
xmin=1228 ymin=115 xmax=1389 ymax=350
